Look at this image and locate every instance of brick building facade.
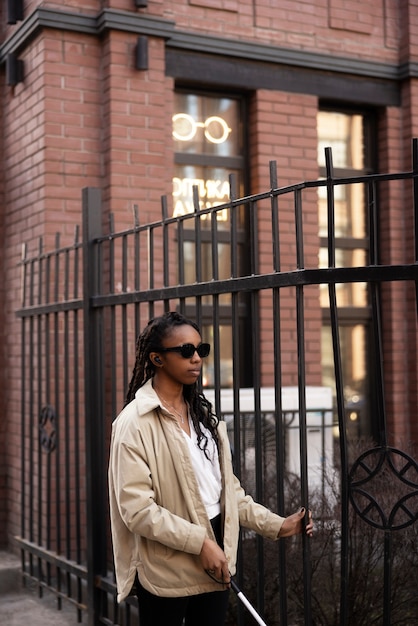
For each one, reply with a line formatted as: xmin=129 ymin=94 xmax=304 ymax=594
xmin=1 ymin=0 xmax=417 ymax=551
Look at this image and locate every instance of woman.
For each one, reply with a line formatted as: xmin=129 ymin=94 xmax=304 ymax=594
xmin=108 ymin=311 xmax=313 ymax=626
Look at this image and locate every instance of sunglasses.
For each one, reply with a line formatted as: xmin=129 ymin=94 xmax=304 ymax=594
xmin=158 ymin=343 xmax=211 ymax=359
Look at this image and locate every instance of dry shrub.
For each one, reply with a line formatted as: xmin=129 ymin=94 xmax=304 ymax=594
xmin=226 ymin=439 xmax=418 ymax=625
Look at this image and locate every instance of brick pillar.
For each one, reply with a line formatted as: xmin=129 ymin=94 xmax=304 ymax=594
xmin=378 ymin=0 xmax=418 ymax=446
xmin=248 ymin=90 xmax=322 ymax=387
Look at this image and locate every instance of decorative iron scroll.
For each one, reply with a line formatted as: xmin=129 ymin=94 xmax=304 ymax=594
xmin=349 ymin=446 xmax=418 ymax=530
xmin=39 ymin=405 xmax=56 ymax=453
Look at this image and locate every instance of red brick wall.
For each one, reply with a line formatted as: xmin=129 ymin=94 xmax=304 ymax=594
xmin=1 ymin=27 xmax=103 ymax=547
xmin=0 ymin=19 xmax=178 ymax=545
xmin=163 ymin=0 xmax=400 ymax=63
xmin=0 ymin=0 xmax=407 ymax=68
xmin=1 ymin=0 xmax=418 ymax=549
xmin=369 ymin=80 xmax=418 ymax=448
xmin=101 ymin=30 xmax=173 ymax=222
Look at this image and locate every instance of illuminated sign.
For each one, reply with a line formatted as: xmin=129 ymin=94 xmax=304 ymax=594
xmin=172 ymin=112 xmax=233 ymax=219
xmin=172 ymin=177 xmax=229 ymax=220
xmin=172 ymin=114 xmax=232 ymax=144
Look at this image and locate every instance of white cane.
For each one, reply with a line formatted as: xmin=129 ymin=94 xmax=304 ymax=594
xmin=230 ymin=579 xmax=268 ymax=626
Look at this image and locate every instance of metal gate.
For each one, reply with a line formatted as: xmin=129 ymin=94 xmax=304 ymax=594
xmin=16 ymin=144 xmax=418 ymax=625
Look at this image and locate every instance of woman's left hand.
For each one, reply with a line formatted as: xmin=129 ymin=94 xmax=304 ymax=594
xmin=278 ymin=507 xmax=313 ymax=538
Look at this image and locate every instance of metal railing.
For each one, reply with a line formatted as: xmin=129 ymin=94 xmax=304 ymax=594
xmin=16 ymin=144 xmax=418 ymax=625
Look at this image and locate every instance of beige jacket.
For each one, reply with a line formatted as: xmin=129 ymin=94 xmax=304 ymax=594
xmin=108 ymin=379 xmax=285 ymax=602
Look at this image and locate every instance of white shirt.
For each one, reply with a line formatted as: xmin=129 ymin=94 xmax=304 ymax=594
xmin=182 ymin=417 xmax=222 ymax=519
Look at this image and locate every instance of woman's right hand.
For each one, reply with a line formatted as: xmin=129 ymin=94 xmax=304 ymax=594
xmin=278 ymin=507 xmax=313 ymax=537
xmin=199 ymin=537 xmax=231 ymax=587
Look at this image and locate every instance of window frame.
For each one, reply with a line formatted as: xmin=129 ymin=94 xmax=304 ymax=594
xmin=173 ymin=87 xmax=253 ymax=388
xmin=318 ymin=104 xmax=378 ymax=440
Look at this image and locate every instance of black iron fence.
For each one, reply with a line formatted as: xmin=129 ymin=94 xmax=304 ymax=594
xmin=16 ymin=145 xmax=418 ymax=625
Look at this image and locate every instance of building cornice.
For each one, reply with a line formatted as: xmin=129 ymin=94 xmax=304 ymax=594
xmin=95 ymin=8 xmax=175 ymax=38
xmin=0 ymin=8 xmax=96 ymax=61
xmin=0 ymin=8 xmax=175 ymax=62
xmin=167 ymin=31 xmax=400 ymax=81
xmin=1 ymin=6 xmax=417 ymax=83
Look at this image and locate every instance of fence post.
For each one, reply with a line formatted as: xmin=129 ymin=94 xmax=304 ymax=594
xmin=82 ymin=187 xmax=106 ymax=626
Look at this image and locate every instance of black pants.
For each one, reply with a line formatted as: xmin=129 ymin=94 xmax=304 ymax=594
xmin=136 ymin=580 xmax=230 ymax=626
xmin=135 ymin=515 xmax=230 ymax=626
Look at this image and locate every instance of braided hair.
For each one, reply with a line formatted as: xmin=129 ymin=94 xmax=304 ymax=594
xmin=125 ymin=311 xmax=219 ymax=455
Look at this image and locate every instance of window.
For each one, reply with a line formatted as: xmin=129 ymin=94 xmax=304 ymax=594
xmin=172 ymin=92 xmax=246 ymax=224
xmin=172 ymin=91 xmax=251 ymax=388
xmin=317 ymin=109 xmax=376 ymax=440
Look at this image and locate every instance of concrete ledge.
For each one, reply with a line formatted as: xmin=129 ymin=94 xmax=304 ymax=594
xmin=0 ymin=551 xmax=22 ymax=594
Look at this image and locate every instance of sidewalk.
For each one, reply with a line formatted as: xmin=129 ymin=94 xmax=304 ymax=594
xmin=0 ymin=551 xmax=82 ymax=625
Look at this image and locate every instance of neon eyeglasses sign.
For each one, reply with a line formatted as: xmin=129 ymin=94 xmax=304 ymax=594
xmin=172 ymin=113 xmax=232 ymax=144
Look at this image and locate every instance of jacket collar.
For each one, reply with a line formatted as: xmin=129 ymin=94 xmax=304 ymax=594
xmin=134 ymin=378 xmax=162 ymax=417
